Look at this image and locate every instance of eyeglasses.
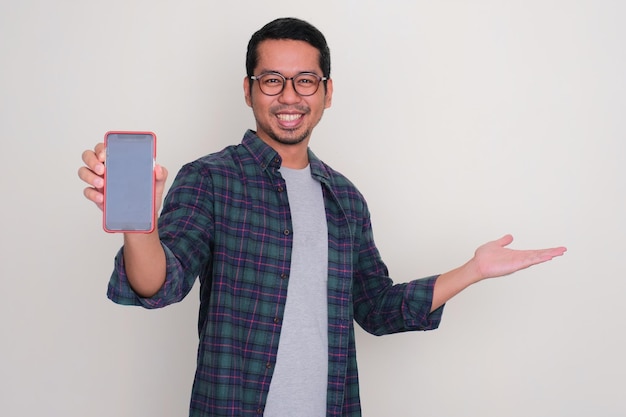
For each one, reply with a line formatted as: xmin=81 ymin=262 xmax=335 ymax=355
xmin=250 ymin=72 xmax=328 ymax=96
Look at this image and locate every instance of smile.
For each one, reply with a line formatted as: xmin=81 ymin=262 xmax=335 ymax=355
xmin=277 ymin=114 xmax=302 ymax=122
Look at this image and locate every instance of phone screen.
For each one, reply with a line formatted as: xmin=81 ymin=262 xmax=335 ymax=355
xmin=103 ymin=132 xmax=156 ymax=233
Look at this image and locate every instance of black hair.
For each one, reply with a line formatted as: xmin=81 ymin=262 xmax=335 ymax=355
xmin=246 ymin=17 xmax=331 ymax=79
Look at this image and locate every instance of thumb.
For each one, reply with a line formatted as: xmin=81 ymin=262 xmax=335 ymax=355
xmin=155 ymin=164 xmax=168 ymax=183
xmin=496 ymin=234 xmax=514 ymax=247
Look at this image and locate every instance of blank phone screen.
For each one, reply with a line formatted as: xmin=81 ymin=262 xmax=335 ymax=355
xmin=104 ymin=133 xmax=155 ymax=232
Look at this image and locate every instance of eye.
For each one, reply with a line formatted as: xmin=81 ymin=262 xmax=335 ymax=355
xmin=261 ymin=73 xmax=284 ymax=85
xmin=296 ymin=74 xmax=317 ymax=85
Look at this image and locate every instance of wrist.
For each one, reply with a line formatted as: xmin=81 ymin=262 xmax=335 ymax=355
xmin=460 ymin=257 xmax=484 ymax=285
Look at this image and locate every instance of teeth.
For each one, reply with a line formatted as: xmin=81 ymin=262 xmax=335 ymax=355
xmin=277 ymin=114 xmax=302 ymax=122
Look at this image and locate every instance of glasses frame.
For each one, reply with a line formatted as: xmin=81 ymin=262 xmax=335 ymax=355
xmin=250 ymin=71 xmax=328 ymax=97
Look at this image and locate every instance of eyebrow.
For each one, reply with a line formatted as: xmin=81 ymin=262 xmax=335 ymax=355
xmin=255 ymin=69 xmax=321 ymax=76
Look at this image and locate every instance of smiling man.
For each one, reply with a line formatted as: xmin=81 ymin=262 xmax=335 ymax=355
xmin=79 ymin=17 xmax=566 ymax=417
xmin=245 ymin=39 xmax=332 ymax=150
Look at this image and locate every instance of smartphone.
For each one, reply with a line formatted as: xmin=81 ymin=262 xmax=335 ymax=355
xmin=103 ymin=131 xmax=156 ymax=233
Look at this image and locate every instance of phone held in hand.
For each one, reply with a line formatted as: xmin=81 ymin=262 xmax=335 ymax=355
xmin=103 ymin=131 xmax=156 ymax=233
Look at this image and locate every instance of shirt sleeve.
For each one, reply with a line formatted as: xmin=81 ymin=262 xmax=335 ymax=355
xmin=106 ymin=161 xmax=215 ymax=309
xmin=106 ymin=242 xmax=192 ymax=309
xmin=352 ymin=207 xmax=444 ymax=336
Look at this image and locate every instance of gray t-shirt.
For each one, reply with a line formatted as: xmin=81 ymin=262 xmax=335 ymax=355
xmin=264 ymin=165 xmax=329 ymax=416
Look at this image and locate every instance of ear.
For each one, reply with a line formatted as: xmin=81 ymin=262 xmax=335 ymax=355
xmin=243 ymin=76 xmax=252 ymax=107
xmin=324 ymin=78 xmax=333 ymax=109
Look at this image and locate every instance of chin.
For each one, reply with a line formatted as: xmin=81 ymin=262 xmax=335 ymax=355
xmin=270 ymin=130 xmax=310 ymax=146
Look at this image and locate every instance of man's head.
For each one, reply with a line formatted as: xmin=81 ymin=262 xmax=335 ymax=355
xmin=246 ymin=17 xmax=331 ymax=81
xmin=244 ymin=18 xmax=333 ymax=153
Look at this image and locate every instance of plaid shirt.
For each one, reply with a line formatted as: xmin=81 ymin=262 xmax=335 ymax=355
xmin=108 ymin=130 xmax=444 ymax=416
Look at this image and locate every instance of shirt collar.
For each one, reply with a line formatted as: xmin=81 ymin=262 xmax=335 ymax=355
xmin=307 ymin=148 xmax=331 ymax=183
xmin=241 ymin=130 xmax=331 ymax=182
xmin=241 ymin=130 xmax=282 ymax=172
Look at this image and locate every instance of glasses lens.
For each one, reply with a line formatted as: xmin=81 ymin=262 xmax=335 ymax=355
xmin=293 ymin=73 xmax=321 ymax=96
xmin=256 ymin=73 xmax=284 ymax=96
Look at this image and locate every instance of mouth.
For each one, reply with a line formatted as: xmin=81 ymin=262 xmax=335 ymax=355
xmin=276 ymin=112 xmax=303 ymax=128
xmin=277 ymin=113 xmax=303 ymax=122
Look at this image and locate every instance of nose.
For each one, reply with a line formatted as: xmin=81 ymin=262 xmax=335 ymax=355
xmin=278 ymin=78 xmax=301 ymax=103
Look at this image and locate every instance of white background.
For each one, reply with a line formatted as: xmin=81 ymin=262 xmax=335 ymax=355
xmin=1 ymin=1 xmax=624 ymax=416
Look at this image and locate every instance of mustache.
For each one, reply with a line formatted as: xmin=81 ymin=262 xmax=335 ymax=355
xmin=270 ymin=104 xmax=310 ymax=114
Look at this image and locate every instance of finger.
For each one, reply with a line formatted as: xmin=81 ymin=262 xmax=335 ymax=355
xmin=94 ymin=142 xmax=105 ymax=160
xmin=154 ymin=165 xmax=168 ymax=200
xmin=78 ymin=165 xmax=104 ymax=189
xmin=148 ymin=164 xmax=166 ymax=215
xmin=520 ymin=247 xmax=567 ymax=267
xmin=497 ymin=234 xmax=514 ymax=247
xmin=82 ymin=147 xmax=105 ymax=176
xmin=83 ymin=186 xmax=104 ymax=210
xmin=537 ymin=246 xmax=567 ymax=260
xmin=154 ymin=164 xmax=168 ymax=182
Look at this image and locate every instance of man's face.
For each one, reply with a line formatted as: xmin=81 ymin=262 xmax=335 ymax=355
xmin=244 ymin=39 xmax=333 ymax=148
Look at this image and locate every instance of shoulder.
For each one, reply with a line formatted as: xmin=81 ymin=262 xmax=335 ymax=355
xmin=176 ymin=143 xmax=248 ymax=180
xmin=310 ymin=152 xmax=362 ymax=195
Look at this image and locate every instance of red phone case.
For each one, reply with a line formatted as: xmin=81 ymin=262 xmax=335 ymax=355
xmin=102 ymin=131 xmax=157 ymax=233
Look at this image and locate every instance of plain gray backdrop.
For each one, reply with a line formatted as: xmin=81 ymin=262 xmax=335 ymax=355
xmin=1 ymin=1 xmax=624 ymax=416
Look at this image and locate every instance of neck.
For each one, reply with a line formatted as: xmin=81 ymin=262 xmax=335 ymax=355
xmin=258 ymin=135 xmax=310 ymax=169
xmin=278 ymin=146 xmax=309 ymax=168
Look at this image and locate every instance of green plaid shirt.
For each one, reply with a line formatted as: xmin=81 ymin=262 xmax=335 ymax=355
xmin=108 ymin=130 xmax=444 ymax=416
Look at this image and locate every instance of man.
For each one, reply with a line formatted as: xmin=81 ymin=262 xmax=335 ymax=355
xmin=79 ymin=17 xmax=566 ymax=417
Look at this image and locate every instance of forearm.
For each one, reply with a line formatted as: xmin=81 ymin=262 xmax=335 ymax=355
xmin=430 ymin=260 xmax=481 ymax=313
xmin=122 ymin=230 xmax=167 ymax=298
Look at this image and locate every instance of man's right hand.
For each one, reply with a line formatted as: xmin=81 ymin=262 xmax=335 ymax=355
xmin=77 ymin=142 xmax=169 ymax=213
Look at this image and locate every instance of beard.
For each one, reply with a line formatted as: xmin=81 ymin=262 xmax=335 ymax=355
xmin=266 ymin=126 xmax=311 ymax=146
xmin=253 ymin=103 xmax=315 ymax=146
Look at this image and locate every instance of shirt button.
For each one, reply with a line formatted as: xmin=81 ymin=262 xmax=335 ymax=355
xmin=257 ymin=408 xmax=263 ymax=415
xmin=273 ymin=317 xmax=280 ymax=324
xmin=277 ymin=185 xmax=284 ymax=192
xmin=283 ymin=229 xmax=290 ymax=236
xmin=280 ymin=273 xmax=288 ymax=280
xmin=266 ymin=362 xmax=273 ymax=369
